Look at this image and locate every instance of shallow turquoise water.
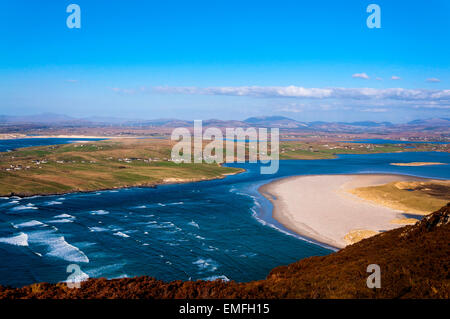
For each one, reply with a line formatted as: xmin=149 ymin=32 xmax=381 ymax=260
xmin=0 ymin=139 xmax=449 ymax=287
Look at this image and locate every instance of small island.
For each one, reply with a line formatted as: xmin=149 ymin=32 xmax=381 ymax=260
xmin=390 ymin=162 xmax=447 ymax=166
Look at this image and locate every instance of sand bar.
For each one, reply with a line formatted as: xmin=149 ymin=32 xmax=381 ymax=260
xmin=259 ymin=174 xmax=427 ymax=249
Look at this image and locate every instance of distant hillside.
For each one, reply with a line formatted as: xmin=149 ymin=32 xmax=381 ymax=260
xmin=244 ymin=116 xmax=308 ymax=128
xmin=1 ymin=114 xmax=449 ymax=134
xmin=1 ymin=203 xmax=448 ymax=299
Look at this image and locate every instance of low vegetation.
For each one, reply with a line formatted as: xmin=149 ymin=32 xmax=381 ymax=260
xmin=0 ymin=138 xmax=243 ymax=197
xmin=279 ymin=141 xmax=447 ymax=160
xmin=349 ymin=180 xmax=450 ymax=215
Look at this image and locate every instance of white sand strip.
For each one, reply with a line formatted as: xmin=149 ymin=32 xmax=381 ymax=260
xmin=259 ymin=174 xmax=425 ymax=249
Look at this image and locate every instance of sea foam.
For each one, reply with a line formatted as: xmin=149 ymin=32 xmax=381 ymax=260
xmin=0 ymin=232 xmax=28 ymax=246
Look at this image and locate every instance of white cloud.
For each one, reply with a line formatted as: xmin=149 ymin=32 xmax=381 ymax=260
xmin=352 ymin=73 xmax=370 ymax=80
xmin=426 ymin=78 xmax=441 ymax=83
xmin=152 ymin=86 xmax=450 ymax=102
xmin=391 ymin=75 xmax=401 ymax=80
xmin=361 ymin=108 xmax=388 ymax=112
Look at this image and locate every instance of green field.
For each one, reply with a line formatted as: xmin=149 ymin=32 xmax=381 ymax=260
xmin=279 ymin=141 xmax=444 ymax=159
xmin=0 ymin=139 xmax=243 ymax=196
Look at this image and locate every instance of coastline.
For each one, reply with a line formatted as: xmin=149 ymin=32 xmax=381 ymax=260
xmin=3 ymin=167 xmax=246 ymax=198
xmin=259 ymin=173 xmax=431 ymax=249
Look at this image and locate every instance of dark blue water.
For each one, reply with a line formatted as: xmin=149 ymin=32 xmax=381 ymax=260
xmin=0 ymin=139 xmax=449 ymax=287
xmin=345 ymin=138 xmax=449 ymax=144
xmin=0 ymin=138 xmax=106 ymax=152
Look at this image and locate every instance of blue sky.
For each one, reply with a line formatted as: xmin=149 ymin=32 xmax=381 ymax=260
xmin=0 ymin=0 xmax=449 ymax=122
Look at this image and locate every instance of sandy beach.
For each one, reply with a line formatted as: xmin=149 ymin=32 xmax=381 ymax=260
xmin=259 ymin=174 xmax=427 ymax=249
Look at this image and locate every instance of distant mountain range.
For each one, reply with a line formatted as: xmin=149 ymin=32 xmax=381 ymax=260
xmin=1 ymin=113 xmax=449 ymax=132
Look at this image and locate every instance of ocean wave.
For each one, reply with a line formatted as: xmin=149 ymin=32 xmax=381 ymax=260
xmin=91 ymin=210 xmax=109 ymax=215
xmin=0 ymin=232 xmax=28 ymax=246
xmin=85 ymin=263 xmax=126 ymax=278
xmin=28 ymin=230 xmax=89 ymax=263
xmin=188 ymin=220 xmax=200 ymax=229
xmin=46 ymin=237 xmax=89 ymax=263
xmin=47 ymin=218 xmax=74 ymax=224
xmin=14 ymin=220 xmax=45 ymax=228
xmin=11 ymin=204 xmax=38 ymax=211
xmin=167 ymin=242 xmax=180 ymax=246
xmin=46 ymin=201 xmax=63 ymax=206
xmin=89 ymin=226 xmax=108 ymax=232
xmin=54 ymin=214 xmax=74 ymax=219
xmin=193 ymin=258 xmax=218 ymax=272
xmin=250 ymin=208 xmax=338 ymax=252
xmin=113 ymin=231 xmax=130 ymax=238
xmin=203 ymin=245 xmax=219 ymax=252
xmin=166 ymin=202 xmax=184 ymax=206
xmin=202 ymin=275 xmax=230 ymax=282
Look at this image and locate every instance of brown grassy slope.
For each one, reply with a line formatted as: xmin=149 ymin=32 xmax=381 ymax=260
xmin=1 ymin=203 xmax=448 ymax=299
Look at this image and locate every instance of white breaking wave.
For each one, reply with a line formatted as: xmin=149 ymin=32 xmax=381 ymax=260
xmin=0 ymin=232 xmax=28 ymax=246
xmin=89 ymin=226 xmax=108 ymax=232
xmin=27 ymin=230 xmax=89 ymax=263
xmin=188 ymin=220 xmax=200 ymax=229
xmin=14 ymin=220 xmax=45 ymax=228
xmin=91 ymin=210 xmax=109 ymax=215
xmin=11 ymin=204 xmax=38 ymax=211
xmin=193 ymin=258 xmax=218 ymax=272
xmin=202 ymin=275 xmax=230 ymax=282
xmin=46 ymin=201 xmax=63 ymax=205
xmin=113 ymin=231 xmax=130 ymax=238
xmin=47 ymin=218 xmax=74 ymax=224
xmin=46 ymin=237 xmax=89 ymax=263
xmin=168 ymin=202 xmax=184 ymax=205
xmin=54 ymin=214 xmax=74 ymax=219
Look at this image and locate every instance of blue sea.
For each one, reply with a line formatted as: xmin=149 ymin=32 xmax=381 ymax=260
xmin=0 ymin=138 xmax=106 ymax=152
xmin=345 ymin=138 xmax=449 ymax=145
xmin=0 ymin=139 xmax=449 ymax=287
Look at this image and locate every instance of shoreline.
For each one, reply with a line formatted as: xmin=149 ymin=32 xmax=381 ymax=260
xmin=259 ymin=173 xmax=431 ymax=249
xmin=2 ymin=167 xmax=246 ymax=199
